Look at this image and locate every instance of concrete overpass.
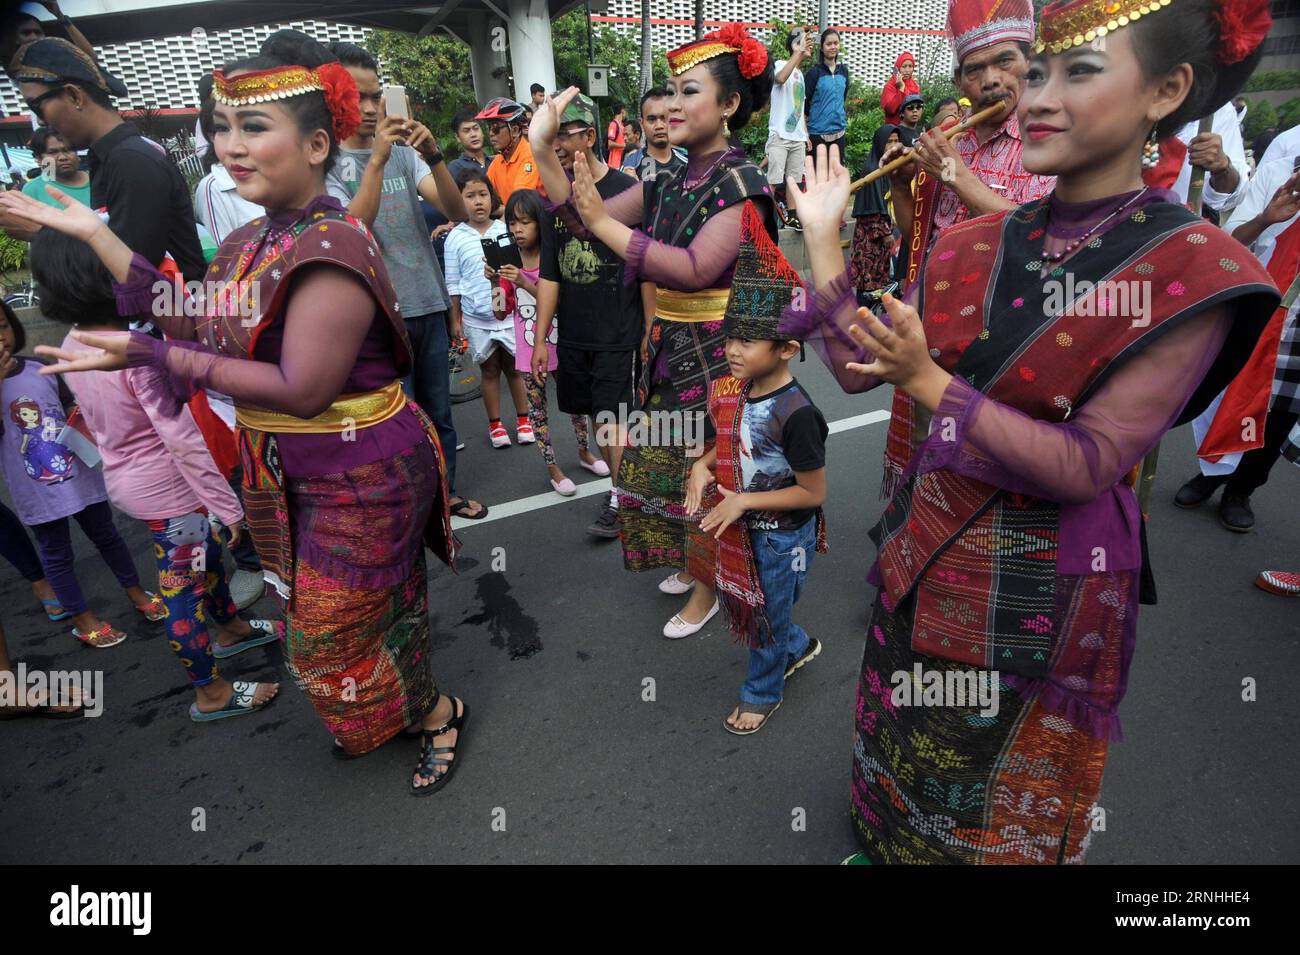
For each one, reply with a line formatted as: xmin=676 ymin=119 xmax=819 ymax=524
xmin=14 ymin=0 xmax=586 ymax=104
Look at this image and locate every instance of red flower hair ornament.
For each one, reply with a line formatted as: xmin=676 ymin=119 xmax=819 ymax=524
xmin=709 ymin=24 xmax=769 ymax=79
xmin=1214 ymin=0 xmax=1272 ymax=65
xmin=317 ymin=61 xmax=361 ymax=141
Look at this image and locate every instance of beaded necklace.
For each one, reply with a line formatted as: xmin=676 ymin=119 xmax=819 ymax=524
xmin=1039 ymin=186 xmax=1149 ymax=276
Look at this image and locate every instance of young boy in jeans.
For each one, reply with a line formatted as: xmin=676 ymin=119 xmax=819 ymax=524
xmin=685 ymin=202 xmax=828 ymax=735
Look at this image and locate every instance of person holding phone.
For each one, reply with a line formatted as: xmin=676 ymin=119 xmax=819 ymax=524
xmin=325 ymin=42 xmax=486 ymax=521
xmin=766 ymin=28 xmax=813 ymax=231
xmin=880 ymin=51 xmax=920 ymax=125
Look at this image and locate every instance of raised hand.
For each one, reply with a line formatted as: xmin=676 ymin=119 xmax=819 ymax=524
xmin=786 ymin=143 xmax=850 ymax=237
xmin=404 ymin=120 xmax=442 ymax=162
xmin=529 ymin=87 xmax=580 ymax=149
xmin=571 ymin=151 xmax=608 ymax=230
xmin=844 ymin=294 xmax=951 ymax=410
xmin=35 ymin=331 xmax=133 ymax=376
xmin=1263 ymin=170 xmax=1300 ymax=225
xmin=372 ymin=115 xmax=410 ymax=166
xmin=0 ymin=185 xmax=105 ymax=242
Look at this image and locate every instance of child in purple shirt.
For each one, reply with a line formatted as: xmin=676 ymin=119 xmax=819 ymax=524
xmin=1 ymin=302 xmax=161 ymax=646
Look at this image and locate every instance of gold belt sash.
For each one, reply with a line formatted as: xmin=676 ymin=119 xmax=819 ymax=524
xmin=235 ymin=380 xmax=406 ymax=434
xmin=655 ymin=287 xmax=729 ymax=323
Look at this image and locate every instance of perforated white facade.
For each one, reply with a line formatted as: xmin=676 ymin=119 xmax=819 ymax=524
xmin=595 ymin=1 xmax=954 ymax=88
xmin=0 ymin=6 xmax=953 ymax=120
xmin=0 ymin=20 xmax=372 ymax=118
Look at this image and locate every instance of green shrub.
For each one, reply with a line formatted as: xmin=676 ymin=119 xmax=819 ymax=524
xmin=0 ymin=232 xmax=28 ymax=288
xmin=1244 ymin=98 xmax=1278 ymax=143
xmin=1245 ymin=70 xmax=1300 ymax=92
xmin=1277 ymin=97 xmax=1300 ymax=134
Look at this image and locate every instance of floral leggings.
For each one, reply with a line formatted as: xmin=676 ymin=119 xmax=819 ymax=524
xmin=146 ymin=510 xmax=238 ymax=686
xmin=525 ymin=373 xmax=590 ymax=467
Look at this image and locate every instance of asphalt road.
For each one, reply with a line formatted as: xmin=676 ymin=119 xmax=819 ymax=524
xmin=2 ymin=350 xmax=1298 ymax=864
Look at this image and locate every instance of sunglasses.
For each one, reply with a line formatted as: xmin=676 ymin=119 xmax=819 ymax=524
xmin=26 ymin=86 xmax=67 ymax=121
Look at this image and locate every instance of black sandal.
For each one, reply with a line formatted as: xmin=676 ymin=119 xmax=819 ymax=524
xmin=410 ymin=696 xmax=469 ymax=796
xmin=449 ymin=498 xmax=489 ymax=520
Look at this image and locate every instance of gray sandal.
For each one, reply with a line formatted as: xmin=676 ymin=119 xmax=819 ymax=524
xmin=724 ymin=700 xmax=781 ymax=736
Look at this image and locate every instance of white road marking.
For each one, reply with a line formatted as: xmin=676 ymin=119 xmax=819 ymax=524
xmin=452 ymin=408 xmax=890 ymax=530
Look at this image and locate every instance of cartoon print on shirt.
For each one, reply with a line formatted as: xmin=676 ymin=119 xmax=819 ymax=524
xmin=8 ymin=395 xmax=74 ymax=484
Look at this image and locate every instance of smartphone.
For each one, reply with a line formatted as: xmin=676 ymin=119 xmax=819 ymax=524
xmin=382 ymin=85 xmax=409 ymax=120
xmin=480 ymin=236 xmax=499 ymax=270
xmin=494 ymin=234 xmax=523 ymax=269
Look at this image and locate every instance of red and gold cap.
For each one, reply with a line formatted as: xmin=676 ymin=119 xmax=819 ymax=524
xmin=666 ymin=24 xmax=769 ymax=78
xmin=212 ymin=62 xmax=361 ymax=140
xmin=1034 ymin=0 xmax=1172 ymax=54
xmin=947 ymin=0 xmax=1035 ymax=62
xmin=1035 ymin=0 xmax=1271 ymax=63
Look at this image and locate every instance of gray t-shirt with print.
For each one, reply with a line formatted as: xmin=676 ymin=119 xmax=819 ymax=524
xmin=327 ymin=144 xmax=448 ymax=317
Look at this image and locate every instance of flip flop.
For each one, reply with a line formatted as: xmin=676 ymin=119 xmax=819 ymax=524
xmin=724 ymin=700 xmax=781 ymax=736
xmin=449 ymin=498 xmax=489 ymax=520
xmin=189 ymin=681 xmax=276 ymax=722
xmin=41 ymin=598 xmax=72 ymax=622
xmin=212 ymin=619 xmax=284 ymax=659
xmin=72 ymin=622 xmax=126 ymax=649
xmin=133 ymin=592 xmax=167 ymax=622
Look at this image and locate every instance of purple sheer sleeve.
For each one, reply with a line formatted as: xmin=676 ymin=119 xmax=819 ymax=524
xmin=124 ymin=266 xmax=379 ymax=418
xmin=625 ymin=204 xmax=744 ymax=289
xmin=910 ymin=308 xmax=1233 ymax=504
xmin=603 ymin=180 xmax=645 ymax=227
xmin=113 ymin=253 xmax=201 ymax=342
xmin=780 ymin=268 xmax=899 ymax=394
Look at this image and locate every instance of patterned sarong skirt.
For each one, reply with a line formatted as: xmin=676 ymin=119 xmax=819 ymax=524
xmin=282 ymin=441 xmax=440 ymax=755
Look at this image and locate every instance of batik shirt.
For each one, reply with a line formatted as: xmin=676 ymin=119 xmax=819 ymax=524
xmin=930 ymin=111 xmax=1055 ymax=238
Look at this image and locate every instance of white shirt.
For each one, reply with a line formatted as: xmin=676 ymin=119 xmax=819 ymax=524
xmin=1223 ymin=157 xmax=1299 ymax=273
xmin=1171 ymin=103 xmax=1249 ymax=213
xmin=768 ymin=59 xmax=808 ymax=143
xmin=444 ymin=219 xmax=507 ymax=328
xmin=1260 ymin=125 xmax=1300 ymax=169
xmin=193 ymin=165 xmax=264 ymax=244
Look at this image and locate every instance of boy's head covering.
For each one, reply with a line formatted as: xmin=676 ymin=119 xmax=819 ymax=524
xmin=902 ymin=93 xmax=925 ymax=109
xmin=559 ymin=92 xmax=598 ymax=129
xmin=8 ymin=38 xmax=128 ymax=98
xmin=723 ymin=201 xmax=806 ymax=342
xmin=946 ymin=0 xmax=1035 ymax=63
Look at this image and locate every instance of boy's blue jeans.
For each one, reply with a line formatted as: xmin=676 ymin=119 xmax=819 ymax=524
xmin=741 ymin=515 xmax=816 ymax=706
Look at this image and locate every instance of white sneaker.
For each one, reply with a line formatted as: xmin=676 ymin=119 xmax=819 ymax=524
xmin=489 ymin=423 xmax=511 ymax=448
xmin=658 ymin=572 xmax=695 ymax=595
xmin=663 ymin=599 xmax=719 ymax=639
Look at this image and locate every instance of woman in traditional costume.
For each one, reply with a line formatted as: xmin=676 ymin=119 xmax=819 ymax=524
xmin=531 ymin=27 xmax=778 ymax=638
xmin=849 ymin=123 xmax=917 ymax=300
xmin=786 ymin=0 xmax=1276 ymax=862
xmin=3 ymin=34 xmax=469 ymax=795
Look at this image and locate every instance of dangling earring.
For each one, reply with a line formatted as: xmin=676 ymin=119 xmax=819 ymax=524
xmin=1141 ymin=126 xmax=1159 ymax=170
xmin=722 ymin=113 xmax=731 ymax=138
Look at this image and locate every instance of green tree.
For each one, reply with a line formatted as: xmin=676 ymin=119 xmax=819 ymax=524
xmin=1244 ymin=97 xmax=1278 ymax=143
xmin=364 ymin=29 xmax=478 ymax=150
xmin=1277 ymin=97 xmax=1300 ymax=135
xmin=550 ymin=11 xmax=666 ymax=114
